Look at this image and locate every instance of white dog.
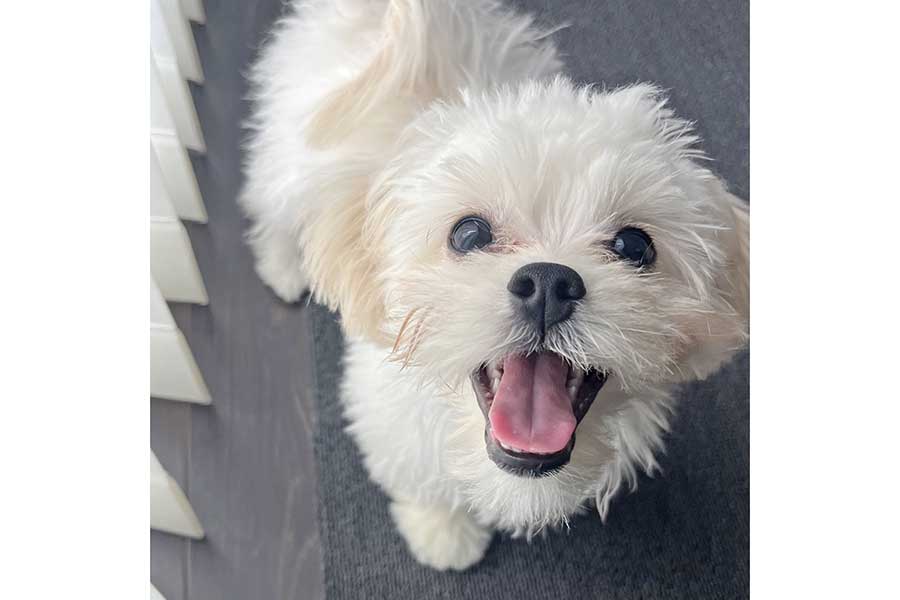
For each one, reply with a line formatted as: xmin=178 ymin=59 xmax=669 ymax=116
xmin=241 ymin=0 xmax=749 ymax=571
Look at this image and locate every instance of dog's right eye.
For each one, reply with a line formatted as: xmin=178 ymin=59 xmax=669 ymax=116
xmin=610 ymin=227 xmax=656 ymax=267
xmin=450 ymin=216 xmax=493 ymax=254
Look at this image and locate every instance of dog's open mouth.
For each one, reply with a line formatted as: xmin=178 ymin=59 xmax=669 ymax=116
xmin=470 ymin=352 xmax=607 ymax=477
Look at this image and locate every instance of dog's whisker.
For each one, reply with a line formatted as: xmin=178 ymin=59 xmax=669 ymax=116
xmin=392 ymin=306 xmax=420 ymax=355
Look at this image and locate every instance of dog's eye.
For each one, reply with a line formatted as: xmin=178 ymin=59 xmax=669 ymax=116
xmin=450 ymin=216 xmax=493 ymax=254
xmin=611 ymin=227 xmax=656 ymax=267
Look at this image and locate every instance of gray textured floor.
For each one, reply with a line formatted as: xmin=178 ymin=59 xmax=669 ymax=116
xmin=151 ymin=1 xmax=748 ymax=599
xmin=150 ymin=3 xmax=323 ymax=600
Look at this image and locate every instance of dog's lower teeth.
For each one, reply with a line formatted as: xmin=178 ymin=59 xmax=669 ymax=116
xmin=499 ymin=440 xmax=524 ymax=453
xmin=566 ymin=369 xmax=584 ymax=395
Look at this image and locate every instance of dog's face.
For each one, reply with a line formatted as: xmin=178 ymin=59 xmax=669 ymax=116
xmin=321 ymin=80 xmax=748 ymax=530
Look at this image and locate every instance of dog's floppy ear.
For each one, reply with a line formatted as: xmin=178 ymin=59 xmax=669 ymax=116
xmin=301 ymin=173 xmax=389 ymax=344
xmin=301 ymin=1 xmax=430 ymax=338
xmin=306 ymin=0 xmax=430 ymax=148
xmin=680 ymin=186 xmax=749 ymax=380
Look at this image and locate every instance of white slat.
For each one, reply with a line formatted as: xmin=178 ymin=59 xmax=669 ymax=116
xmin=152 ymin=0 xmax=203 ymax=83
xmin=150 ymin=145 xmax=178 ymax=220
xmin=151 ymin=325 xmax=211 ymax=404
xmin=151 ymin=135 xmax=206 ymax=223
xmin=151 ymin=271 xmax=209 ymax=403
xmin=150 ymin=277 xmax=176 ymax=329
xmin=150 ymin=54 xmax=176 ymax=132
xmin=180 ymin=0 xmax=205 ymax=24
xmin=151 ymin=52 xmax=205 ymax=153
xmin=151 ymin=451 xmax=205 ymax=539
xmin=150 ymin=219 xmax=208 ymax=304
xmin=150 ymin=583 xmax=166 ymax=600
xmin=150 ymin=55 xmax=206 ymax=222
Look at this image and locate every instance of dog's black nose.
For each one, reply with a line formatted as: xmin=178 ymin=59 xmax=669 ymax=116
xmin=507 ymin=262 xmax=586 ymax=335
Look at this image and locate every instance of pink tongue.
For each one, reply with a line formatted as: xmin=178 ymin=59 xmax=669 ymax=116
xmin=488 ymin=353 xmax=576 ymax=454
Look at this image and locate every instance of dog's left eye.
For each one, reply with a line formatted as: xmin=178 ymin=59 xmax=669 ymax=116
xmin=450 ymin=216 xmax=493 ymax=253
xmin=611 ymin=227 xmax=656 ymax=267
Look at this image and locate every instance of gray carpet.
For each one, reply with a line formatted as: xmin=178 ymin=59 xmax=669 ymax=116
xmin=310 ymin=1 xmax=749 ymax=598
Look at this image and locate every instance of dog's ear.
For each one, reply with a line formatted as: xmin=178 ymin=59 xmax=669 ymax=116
xmin=306 ymin=0 xmax=430 ymax=148
xmin=301 ymin=0 xmax=429 ymax=338
xmin=301 ymin=175 xmax=389 ymax=344
xmin=679 ymin=186 xmax=749 ymax=380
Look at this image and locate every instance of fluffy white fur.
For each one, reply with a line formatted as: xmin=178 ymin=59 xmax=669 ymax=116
xmin=241 ymin=0 xmax=749 ymax=571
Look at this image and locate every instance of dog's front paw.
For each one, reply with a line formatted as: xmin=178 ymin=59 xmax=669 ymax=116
xmin=389 ymin=500 xmax=492 ymax=571
xmin=253 ymin=254 xmax=308 ymax=303
xmin=246 ymin=225 xmax=309 ymax=303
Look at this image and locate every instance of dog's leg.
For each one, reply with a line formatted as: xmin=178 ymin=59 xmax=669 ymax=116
xmin=389 ymin=499 xmax=492 ymax=571
xmin=247 ymin=222 xmax=308 ymax=303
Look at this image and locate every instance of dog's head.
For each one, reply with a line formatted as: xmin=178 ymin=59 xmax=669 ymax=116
xmin=306 ymin=78 xmax=748 ymax=527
